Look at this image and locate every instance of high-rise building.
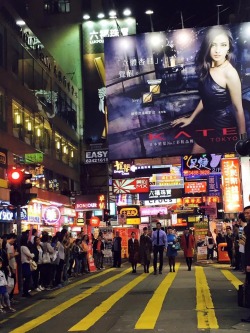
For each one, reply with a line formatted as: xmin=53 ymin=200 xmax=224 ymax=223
xmin=0 ymin=1 xmax=80 ymax=234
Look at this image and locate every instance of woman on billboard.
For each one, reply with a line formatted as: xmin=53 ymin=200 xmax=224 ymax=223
xmin=171 ymin=25 xmax=246 ymax=153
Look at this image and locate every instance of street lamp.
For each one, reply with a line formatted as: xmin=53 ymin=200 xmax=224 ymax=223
xmin=145 ymin=9 xmax=154 ymax=32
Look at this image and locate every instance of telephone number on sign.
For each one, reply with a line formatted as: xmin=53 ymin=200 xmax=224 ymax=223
xmin=85 ymin=158 xmax=108 ymax=163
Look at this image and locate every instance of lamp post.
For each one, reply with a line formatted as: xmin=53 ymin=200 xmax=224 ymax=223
xmin=145 ymin=10 xmax=154 ymax=32
xmin=216 ymin=4 xmax=223 ymax=25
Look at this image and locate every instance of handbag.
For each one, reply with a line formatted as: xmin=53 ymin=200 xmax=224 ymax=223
xmin=30 ymin=260 xmax=37 ymax=271
xmin=172 ymin=242 xmax=181 ymax=251
xmin=7 ymin=275 xmax=15 ymax=294
xmin=42 ymin=252 xmax=51 ymax=264
xmin=238 ymin=282 xmax=250 ymax=308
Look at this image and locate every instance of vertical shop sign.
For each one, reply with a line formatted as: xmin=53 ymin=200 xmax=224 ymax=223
xmin=221 ymin=158 xmax=243 ymax=213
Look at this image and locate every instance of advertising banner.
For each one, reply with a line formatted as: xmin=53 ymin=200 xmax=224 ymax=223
xmin=82 ymin=18 xmax=136 ymax=145
xmin=221 ymin=158 xmax=243 ymax=213
xmin=105 ymin=23 xmax=250 ymax=159
xmin=182 ymin=154 xmax=222 ymax=176
xmin=112 ymin=178 xmax=150 ymax=194
xmin=184 ymin=181 xmax=207 ymax=194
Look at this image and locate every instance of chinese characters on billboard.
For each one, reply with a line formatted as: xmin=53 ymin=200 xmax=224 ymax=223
xmin=221 ymin=158 xmax=243 ymax=213
xmin=105 ymin=23 xmax=250 ymax=159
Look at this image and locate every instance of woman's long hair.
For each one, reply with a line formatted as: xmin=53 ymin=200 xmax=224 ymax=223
xmin=195 ymin=25 xmax=235 ymax=80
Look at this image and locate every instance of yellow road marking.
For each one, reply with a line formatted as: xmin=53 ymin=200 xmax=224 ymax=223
xmin=69 ymin=268 xmax=153 ymax=331
xmin=195 ymin=266 xmax=219 ymax=329
xmin=220 ymin=270 xmax=243 ymax=289
xmin=135 ymin=263 xmax=180 ymax=330
xmin=9 ymin=268 xmax=131 ymax=333
xmin=0 ymin=268 xmax=114 ymax=325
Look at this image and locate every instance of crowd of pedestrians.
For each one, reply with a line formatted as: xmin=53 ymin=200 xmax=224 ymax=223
xmin=0 ymin=228 xmax=114 ymax=315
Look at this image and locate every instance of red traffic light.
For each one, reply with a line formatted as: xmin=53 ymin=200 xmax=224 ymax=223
xmin=8 ymin=169 xmax=23 ymax=186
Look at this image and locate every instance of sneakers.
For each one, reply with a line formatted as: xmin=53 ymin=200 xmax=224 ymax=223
xmin=0 ymin=308 xmax=6 ymax=313
xmin=8 ymin=307 xmax=16 ymax=313
xmin=36 ymin=287 xmax=42 ymax=292
xmin=38 ymin=285 xmax=45 ymax=291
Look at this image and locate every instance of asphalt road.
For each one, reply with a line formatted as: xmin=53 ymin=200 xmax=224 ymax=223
xmin=0 ymin=257 xmax=250 ymax=333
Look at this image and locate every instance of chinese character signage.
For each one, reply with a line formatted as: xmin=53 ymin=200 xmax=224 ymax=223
xmin=139 ymin=188 xmax=183 ymax=200
xmin=112 ymin=178 xmax=150 ymax=194
xmin=112 ymin=160 xmax=134 ymax=178
xmin=221 ymin=158 xmax=243 ymax=213
xmin=184 ymin=181 xmax=207 ymax=194
xmin=182 ymin=154 xmax=222 ymax=176
xmin=117 ymin=205 xmax=140 ymax=218
xmin=82 ymin=19 xmax=136 ymax=145
xmin=150 ymin=165 xmax=183 ymax=189
xmin=105 ymin=23 xmax=250 ymax=159
xmin=208 ymin=175 xmax=221 ymax=197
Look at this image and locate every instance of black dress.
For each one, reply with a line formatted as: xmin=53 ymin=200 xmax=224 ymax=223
xmin=191 ymin=72 xmax=237 ymax=152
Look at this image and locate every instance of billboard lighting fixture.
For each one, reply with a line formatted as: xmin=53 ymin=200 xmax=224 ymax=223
xmin=123 ymin=9 xmax=131 ymax=16
xmin=16 ymin=20 xmax=26 ymax=26
xmin=109 ymin=10 xmax=117 ymax=18
xmin=83 ymin=14 xmax=90 ymax=20
xmin=97 ymin=13 xmax=105 ymax=19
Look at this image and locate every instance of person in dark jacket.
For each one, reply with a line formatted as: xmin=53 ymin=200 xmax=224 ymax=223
xmin=112 ymin=232 xmax=122 ymax=268
xmin=128 ymin=232 xmax=139 ymax=273
xmin=93 ymin=235 xmax=104 ymax=270
xmin=139 ymin=227 xmax=152 ymax=273
xmin=241 ymin=206 xmax=250 ymax=323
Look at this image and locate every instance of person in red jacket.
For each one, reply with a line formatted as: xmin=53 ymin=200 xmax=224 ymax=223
xmin=181 ymin=228 xmax=195 ymax=271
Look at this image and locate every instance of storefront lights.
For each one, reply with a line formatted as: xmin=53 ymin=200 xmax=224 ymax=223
xmin=83 ymin=14 xmax=90 ymax=20
xmin=123 ymin=9 xmax=131 ymax=16
xmin=37 ymin=128 xmax=41 ymax=137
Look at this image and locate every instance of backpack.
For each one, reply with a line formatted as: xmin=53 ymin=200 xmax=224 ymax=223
xmin=208 ymin=237 xmax=213 ymax=245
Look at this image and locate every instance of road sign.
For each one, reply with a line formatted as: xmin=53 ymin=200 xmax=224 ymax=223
xmin=24 ymin=153 xmax=43 ymax=164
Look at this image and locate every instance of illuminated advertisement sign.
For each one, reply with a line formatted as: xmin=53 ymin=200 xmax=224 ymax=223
xmin=208 ymin=175 xmax=221 ymax=197
xmin=184 ymin=181 xmax=207 ymax=194
xmin=82 ymin=18 xmax=136 ymax=145
xmin=112 ymin=178 xmax=150 ymax=194
xmin=139 ymin=188 xmax=183 ymax=200
xmin=140 ymin=206 xmax=168 ymax=216
xmin=117 ymin=205 xmax=140 ymax=218
xmin=144 ymin=198 xmax=177 ymax=206
xmin=105 ymin=23 xmax=250 ymax=159
xmin=150 ymin=165 xmax=183 ymax=189
xmin=75 ymin=194 xmax=106 ymax=211
xmin=112 ymin=160 xmax=134 ymax=178
xmin=221 ymin=158 xmax=243 ymax=213
xmin=0 ymin=208 xmax=27 ymax=221
xmin=182 ymin=154 xmax=222 ymax=176
xmin=85 ymin=149 xmax=108 ymax=164
xmin=0 ymin=148 xmax=7 ymax=168
xmin=43 ymin=206 xmax=61 ymax=225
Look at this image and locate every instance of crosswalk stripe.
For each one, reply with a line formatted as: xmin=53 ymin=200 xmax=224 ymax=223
xmin=220 ymin=270 xmax=243 ymax=289
xmin=195 ymin=266 xmax=219 ymax=329
xmin=135 ymin=263 xmax=180 ymax=330
xmin=9 ymin=267 xmax=132 ymax=333
xmin=68 ymin=268 xmax=153 ymax=331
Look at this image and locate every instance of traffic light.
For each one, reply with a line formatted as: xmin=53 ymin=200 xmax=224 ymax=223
xmin=7 ymin=169 xmax=37 ymax=206
xmin=235 ymin=138 xmax=250 ymax=156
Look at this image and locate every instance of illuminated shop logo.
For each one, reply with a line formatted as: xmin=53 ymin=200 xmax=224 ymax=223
xmin=43 ymin=206 xmax=61 ymax=224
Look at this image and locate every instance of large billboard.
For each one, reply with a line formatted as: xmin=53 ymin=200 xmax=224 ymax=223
xmin=82 ymin=18 xmax=136 ymax=145
xmin=105 ymin=23 xmax=250 ymax=160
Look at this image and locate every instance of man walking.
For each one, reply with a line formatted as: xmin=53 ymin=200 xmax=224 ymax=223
xmin=112 ymin=231 xmax=122 ymax=268
xmin=151 ymin=222 xmax=167 ymax=275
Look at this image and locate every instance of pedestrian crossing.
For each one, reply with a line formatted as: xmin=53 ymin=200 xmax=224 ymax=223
xmin=5 ymin=263 xmax=248 ymax=333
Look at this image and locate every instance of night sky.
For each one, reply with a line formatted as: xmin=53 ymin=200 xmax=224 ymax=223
xmin=110 ymin=0 xmax=249 ymax=33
